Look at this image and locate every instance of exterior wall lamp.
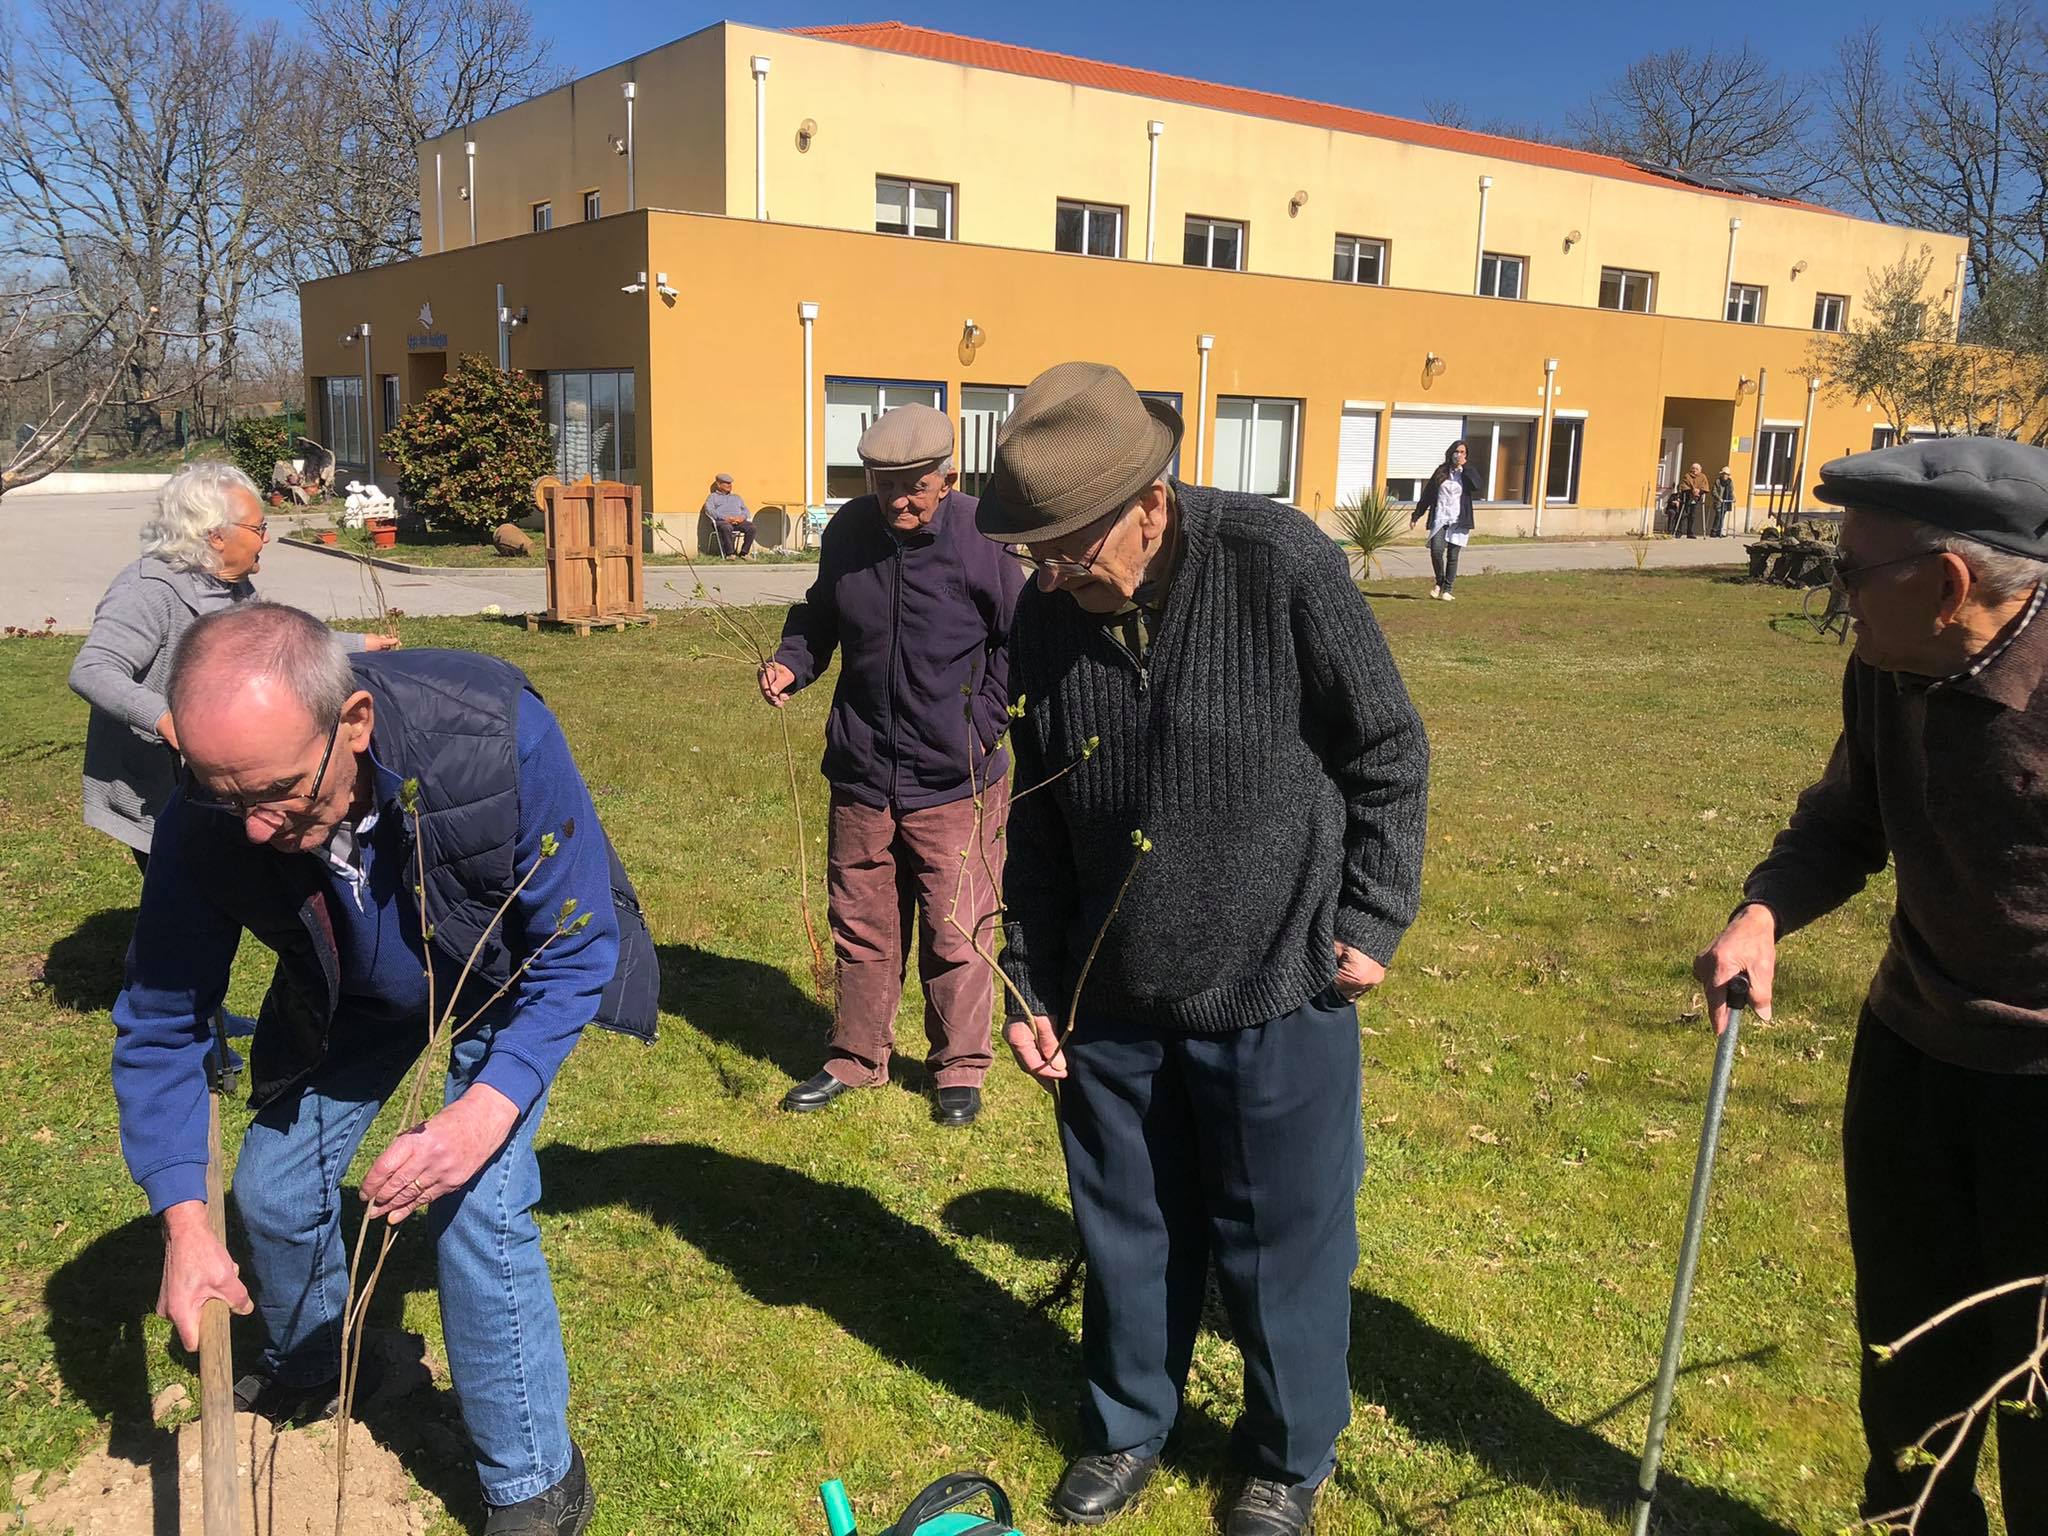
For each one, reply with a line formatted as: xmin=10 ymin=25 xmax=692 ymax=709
xmin=1288 ymin=190 xmax=1307 ymax=217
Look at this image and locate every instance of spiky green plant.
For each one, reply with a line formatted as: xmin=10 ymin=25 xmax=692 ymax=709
xmin=1334 ymin=487 xmax=1408 ymax=580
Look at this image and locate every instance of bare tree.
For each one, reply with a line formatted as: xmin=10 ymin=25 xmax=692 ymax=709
xmin=1418 ymin=96 xmax=1572 ymax=147
xmin=1821 ymin=6 xmax=2046 ymax=310
xmin=1569 ymin=43 xmax=1822 ymax=196
xmin=273 ymin=0 xmax=561 ymax=281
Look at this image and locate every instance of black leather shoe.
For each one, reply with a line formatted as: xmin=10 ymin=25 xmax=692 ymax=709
xmin=780 ymin=1070 xmax=857 ymax=1113
xmin=483 ymin=1443 xmax=595 ymax=1535
xmin=1050 ymin=1451 xmax=1158 ymax=1525
xmin=932 ymin=1086 xmax=981 ymax=1126
xmin=1224 ymin=1477 xmax=1318 ymax=1536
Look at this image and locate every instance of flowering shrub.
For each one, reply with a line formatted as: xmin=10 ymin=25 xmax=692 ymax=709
xmin=382 ymin=355 xmax=551 ymax=537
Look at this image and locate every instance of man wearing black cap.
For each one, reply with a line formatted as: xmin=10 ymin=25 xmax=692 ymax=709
xmin=1696 ymin=437 xmax=2048 ymax=1534
xmin=976 ymin=362 xmax=1430 ymax=1535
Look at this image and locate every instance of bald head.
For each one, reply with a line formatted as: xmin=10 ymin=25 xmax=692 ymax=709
xmin=168 ymin=603 xmax=355 ymax=730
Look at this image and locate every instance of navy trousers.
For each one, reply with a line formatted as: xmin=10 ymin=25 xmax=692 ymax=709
xmin=1057 ymin=988 xmax=1365 ymax=1487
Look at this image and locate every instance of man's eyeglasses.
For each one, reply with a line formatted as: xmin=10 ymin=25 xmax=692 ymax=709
xmin=182 ymin=716 xmax=343 ymax=826
xmin=1007 ymin=506 xmax=1128 ymax=575
xmin=1832 ymin=549 xmax=1938 ymax=592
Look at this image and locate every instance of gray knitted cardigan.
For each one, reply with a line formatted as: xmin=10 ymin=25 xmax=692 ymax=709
xmin=1000 ymin=482 xmax=1431 ymax=1033
xmin=68 ymin=558 xmax=366 ymax=852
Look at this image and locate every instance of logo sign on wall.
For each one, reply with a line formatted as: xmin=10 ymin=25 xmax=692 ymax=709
xmin=408 ymin=303 xmax=447 ymax=351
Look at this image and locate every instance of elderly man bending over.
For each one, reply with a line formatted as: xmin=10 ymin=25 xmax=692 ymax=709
xmin=1696 ymin=438 xmax=2048 ymax=1535
xmin=112 ymin=602 xmax=656 ymax=1536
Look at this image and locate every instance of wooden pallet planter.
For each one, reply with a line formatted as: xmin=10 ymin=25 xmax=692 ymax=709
xmin=521 ymin=611 xmax=659 ymax=637
xmin=541 ymin=479 xmax=646 ymax=626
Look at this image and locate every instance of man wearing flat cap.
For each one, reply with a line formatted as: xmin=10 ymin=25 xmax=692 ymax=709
xmin=977 ymin=362 xmax=1429 ymax=1535
xmin=1696 ymin=437 xmax=2048 ymax=1533
xmin=761 ymin=403 xmax=1025 ymax=1126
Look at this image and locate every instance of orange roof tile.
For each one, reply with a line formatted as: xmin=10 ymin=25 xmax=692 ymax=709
xmin=789 ymin=20 xmax=1834 ymax=214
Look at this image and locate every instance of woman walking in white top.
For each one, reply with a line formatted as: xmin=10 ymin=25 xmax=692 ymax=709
xmin=1410 ymin=440 xmax=1481 ymax=600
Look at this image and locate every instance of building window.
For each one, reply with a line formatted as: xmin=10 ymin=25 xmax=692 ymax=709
xmin=1546 ymin=419 xmax=1585 ymax=505
xmin=1479 ymin=253 xmax=1526 ymax=300
xmin=1055 ymin=200 xmax=1123 ymax=258
xmin=875 ymin=177 xmax=953 ymax=239
xmin=1184 ymin=216 xmax=1245 ymax=271
xmin=1726 ymin=283 xmax=1766 ymax=324
xmin=532 ymin=202 xmax=553 ymax=233
xmin=322 ymin=376 xmax=365 ymax=472
xmin=583 ymin=189 xmax=601 ymax=221
xmin=1755 ymin=427 xmax=1798 ymax=490
xmin=1465 ymin=415 xmax=1538 ymax=502
xmin=1212 ymin=396 xmax=1298 ymax=500
xmin=1871 ymin=425 xmax=1897 ymax=451
xmin=1814 ymin=292 xmax=1847 ymax=332
xmin=960 ymin=384 xmax=1024 ymax=495
xmin=1599 ymin=267 xmax=1656 ymax=313
xmin=1385 ymin=411 xmax=1463 ymax=502
xmin=1333 ymin=235 xmax=1386 ymax=286
xmin=824 ymin=378 xmax=945 ymax=500
xmin=379 ymin=375 xmax=399 ymax=449
xmin=544 ymin=369 xmax=637 ymax=484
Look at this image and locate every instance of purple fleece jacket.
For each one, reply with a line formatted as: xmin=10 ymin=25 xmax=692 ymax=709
xmin=773 ymin=490 xmax=1025 ymax=809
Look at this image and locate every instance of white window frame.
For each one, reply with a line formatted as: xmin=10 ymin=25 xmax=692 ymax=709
xmin=1212 ymin=396 xmax=1299 ymax=500
xmin=532 ymin=201 xmax=553 ymax=233
xmin=1479 ymin=252 xmax=1526 ymax=300
xmin=1726 ymin=283 xmax=1766 ymax=324
xmin=1545 ymin=417 xmax=1585 ymax=505
xmin=824 ymin=378 xmax=947 ymax=502
xmin=379 ymin=375 xmax=399 ymax=449
xmin=544 ymin=368 xmax=637 ymax=485
xmin=1333 ymin=234 xmax=1387 ymax=286
xmin=875 ymin=176 xmax=954 ymax=240
xmin=1599 ymin=267 xmax=1656 ymax=313
xmin=1754 ymin=426 xmax=1798 ymax=491
xmin=582 ymin=189 xmax=601 ymax=221
xmin=323 ymin=376 xmax=366 ymax=471
xmin=1184 ymin=215 xmax=1246 ymax=272
xmin=1814 ymin=292 xmax=1847 ymax=332
xmin=1464 ymin=413 xmax=1541 ymax=503
xmin=1055 ymin=199 xmax=1123 ymax=258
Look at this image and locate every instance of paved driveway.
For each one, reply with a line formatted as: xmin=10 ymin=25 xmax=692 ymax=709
xmin=4 ymin=491 xmax=1748 ymax=633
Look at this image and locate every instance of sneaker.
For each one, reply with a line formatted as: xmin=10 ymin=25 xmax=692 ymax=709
xmin=1428 ymin=586 xmax=1441 ymax=600
xmin=484 ymin=1444 xmax=595 ymax=1536
xmin=1440 ymin=590 xmax=1456 ymax=602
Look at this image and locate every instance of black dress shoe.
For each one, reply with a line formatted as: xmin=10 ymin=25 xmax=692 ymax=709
xmin=1224 ymin=1476 xmax=1318 ymax=1536
xmin=780 ymin=1070 xmax=857 ymax=1113
xmin=932 ymin=1085 xmax=981 ymax=1126
xmin=1050 ymin=1451 xmax=1158 ymax=1525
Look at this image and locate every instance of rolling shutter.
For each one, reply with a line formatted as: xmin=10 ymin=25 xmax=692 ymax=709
xmin=1336 ymin=408 xmax=1379 ymax=502
xmin=1387 ymin=411 xmax=1463 ymax=479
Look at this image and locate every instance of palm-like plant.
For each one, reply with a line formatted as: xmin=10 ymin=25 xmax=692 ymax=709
xmin=1333 ymin=487 xmax=1408 ymax=580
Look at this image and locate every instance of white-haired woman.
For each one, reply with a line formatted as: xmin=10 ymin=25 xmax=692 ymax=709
xmin=68 ymin=461 xmax=397 ymax=868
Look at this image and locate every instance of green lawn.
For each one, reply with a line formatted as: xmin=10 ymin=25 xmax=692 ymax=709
xmin=0 ymin=569 xmax=1981 ymax=1534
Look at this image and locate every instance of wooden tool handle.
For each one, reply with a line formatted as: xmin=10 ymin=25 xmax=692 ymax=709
xmin=200 ymin=1077 xmax=240 ymax=1536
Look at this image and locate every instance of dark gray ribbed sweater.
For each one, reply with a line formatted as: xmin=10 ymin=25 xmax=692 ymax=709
xmin=1001 ymin=482 xmax=1430 ymax=1032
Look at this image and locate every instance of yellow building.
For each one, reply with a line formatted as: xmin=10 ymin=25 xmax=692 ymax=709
xmin=304 ymin=19 xmax=1970 ymax=538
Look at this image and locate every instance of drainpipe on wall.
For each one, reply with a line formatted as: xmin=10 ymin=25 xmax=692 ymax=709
xmin=1195 ymin=333 xmax=1214 ymax=483
xmin=1535 ymin=357 xmax=1558 ymax=537
xmin=751 ymin=55 xmax=771 ymax=220
xmin=360 ymin=323 xmax=373 ymax=477
xmin=1145 ymin=120 xmax=1164 ymax=261
xmin=496 ymin=284 xmax=509 ymax=372
xmin=434 ymin=152 xmax=444 ymax=253
xmin=623 ymin=81 xmax=637 ymax=212
xmin=465 ymin=139 xmax=478 ymax=246
xmin=1953 ymin=248 xmax=1968 ymax=338
xmin=1723 ymin=217 xmax=1742 ymax=319
xmin=1746 ymin=366 xmax=1768 ymax=532
xmin=1473 ymin=176 xmax=1492 ymax=295
xmin=1794 ymin=376 xmax=1820 ymax=516
xmin=799 ymin=300 xmax=819 ymax=515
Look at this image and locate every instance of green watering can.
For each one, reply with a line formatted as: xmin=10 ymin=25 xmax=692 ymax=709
xmin=819 ymin=1473 xmax=1022 ymax=1535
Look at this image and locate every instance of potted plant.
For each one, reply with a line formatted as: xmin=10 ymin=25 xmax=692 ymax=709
xmin=366 ymin=516 xmax=398 ymax=550
xmin=312 ymin=526 xmax=340 ymax=546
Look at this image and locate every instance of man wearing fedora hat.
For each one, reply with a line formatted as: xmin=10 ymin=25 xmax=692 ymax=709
xmin=977 ymin=363 xmax=1430 ymax=1534
xmin=1695 ymin=437 xmax=2048 ymax=1533
xmin=762 ymin=403 xmax=1025 ymax=1126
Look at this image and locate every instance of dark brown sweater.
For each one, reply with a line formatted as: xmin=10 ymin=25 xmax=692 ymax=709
xmin=1743 ymin=605 xmax=2048 ymax=1072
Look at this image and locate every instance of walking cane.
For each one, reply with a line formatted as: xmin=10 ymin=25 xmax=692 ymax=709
xmin=1631 ymin=972 xmax=1750 ymax=1536
xmin=201 ymin=1008 xmax=241 ymax=1536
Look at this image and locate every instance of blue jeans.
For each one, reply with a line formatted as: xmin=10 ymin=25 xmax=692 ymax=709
xmin=231 ymin=1023 xmax=571 ymax=1507
xmin=1057 ymin=989 xmax=1366 ymax=1487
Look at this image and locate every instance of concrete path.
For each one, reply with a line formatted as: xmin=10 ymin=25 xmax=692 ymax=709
xmin=3 ymin=490 xmax=1748 ymax=632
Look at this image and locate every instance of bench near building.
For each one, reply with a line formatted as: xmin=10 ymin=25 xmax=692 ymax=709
xmin=300 ymin=18 xmax=1970 ymax=542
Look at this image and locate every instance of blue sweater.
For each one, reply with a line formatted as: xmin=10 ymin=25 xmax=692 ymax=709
xmin=112 ymin=691 xmax=617 ymax=1213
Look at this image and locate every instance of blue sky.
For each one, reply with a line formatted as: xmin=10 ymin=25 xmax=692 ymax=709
xmin=480 ymin=0 xmax=1943 ymax=131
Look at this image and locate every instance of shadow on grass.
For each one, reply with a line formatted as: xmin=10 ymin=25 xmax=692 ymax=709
xmin=41 ymin=904 xmax=138 ymax=1013
xmin=539 ymin=1142 xmax=1228 ymax=1465
xmin=655 ymin=941 xmax=831 ymax=1088
xmin=44 ymin=1209 xmax=487 ymax=1532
